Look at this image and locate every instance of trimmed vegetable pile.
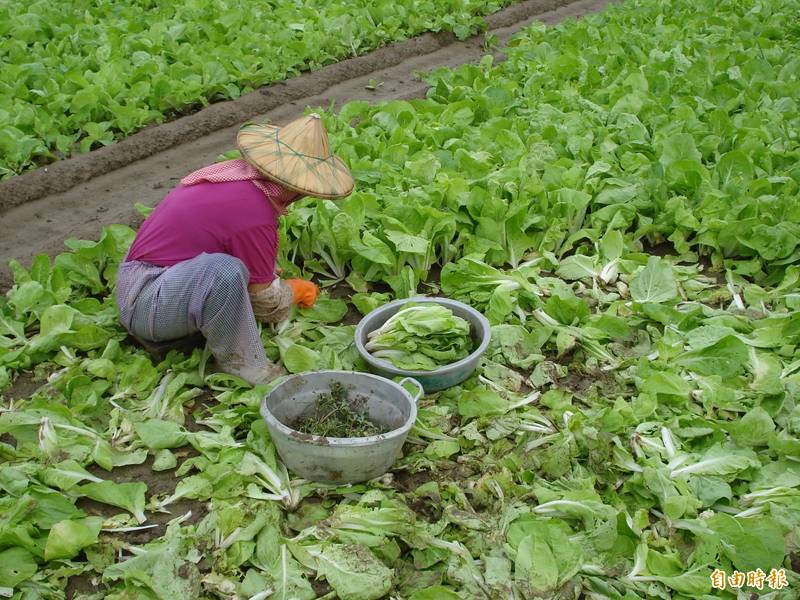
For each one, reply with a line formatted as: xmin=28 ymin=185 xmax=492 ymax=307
xmin=365 ymin=304 xmax=473 ymax=371
xmin=0 ymin=0 xmax=516 ymax=178
xmin=1 ymin=0 xmax=800 ymax=597
xmin=290 ymin=382 xmax=387 ymax=438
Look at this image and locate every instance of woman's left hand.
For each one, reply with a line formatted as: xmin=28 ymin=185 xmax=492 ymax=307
xmin=286 ymin=279 xmax=319 ymax=308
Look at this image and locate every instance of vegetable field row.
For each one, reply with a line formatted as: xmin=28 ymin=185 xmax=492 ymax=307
xmin=2 ymin=0 xmax=800 ymax=598
xmin=0 ymin=0 xmax=514 ymax=179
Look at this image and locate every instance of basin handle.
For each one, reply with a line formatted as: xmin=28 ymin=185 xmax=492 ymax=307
xmin=398 ymin=377 xmax=425 ymax=404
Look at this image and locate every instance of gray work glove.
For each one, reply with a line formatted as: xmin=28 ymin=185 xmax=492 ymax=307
xmin=249 ymin=278 xmax=293 ymax=323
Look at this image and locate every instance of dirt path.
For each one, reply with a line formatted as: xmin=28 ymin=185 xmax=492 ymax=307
xmin=0 ymin=0 xmax=612 ymax=290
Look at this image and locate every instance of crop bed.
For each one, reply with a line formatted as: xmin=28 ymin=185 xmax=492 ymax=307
xmin=2 ymin=0 xmax=800 ymax=598
xmin=0 ymin=0 xmax=516 ymax=179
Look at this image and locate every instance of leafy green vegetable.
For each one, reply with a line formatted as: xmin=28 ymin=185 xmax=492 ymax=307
xmin=0 ymin=0 xmax=516 ymax=177
xmin=409 ymin=587 xmax=461 ymax=600
xmin=79 ymin=481 xmax=148 ymax=523
xmin=0 ymin=547 xmax=38 ymax=588
xmin=3 ymin=0 xmax=800 ymax=597
xmin=365 ymin=304 xmax=472 ymax=370
xmin=441 ymin=257 xmax=540 ymax=324
xmin=103 ymin=526 xmax=201 ymax=598
xmin=44 ymin=517 xmax=103 ymax=561
xmin=351 ymin=292 xmax=391 ymax=316
xmin=310 ymin=544 xmax=393 ymax=600
xmin=630 ymin=257 xmax=678 ymax=304
xmin=39 ymin=459 xmax=104 ymax=491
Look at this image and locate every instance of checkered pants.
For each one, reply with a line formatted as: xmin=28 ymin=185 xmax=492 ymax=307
xmin=116 ymin=253 xmax=267 ymax=372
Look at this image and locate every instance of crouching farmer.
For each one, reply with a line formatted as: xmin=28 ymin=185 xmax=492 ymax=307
xmin=115 ymin=114 xmax=354 ymax=385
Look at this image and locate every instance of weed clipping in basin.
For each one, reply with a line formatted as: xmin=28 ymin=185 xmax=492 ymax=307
xmin=289 ymin=382 xmax=388 ymax=438
xmin=365 ymin=303 xmax=473 ymax=370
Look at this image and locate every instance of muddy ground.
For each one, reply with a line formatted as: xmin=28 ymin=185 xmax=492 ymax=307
xmin=0 ymin=0 xmax=613 ymax=291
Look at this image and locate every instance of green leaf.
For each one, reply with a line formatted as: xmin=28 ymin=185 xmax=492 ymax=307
xmin=350 ymin=232 xmax=394 ymax=266
xmin=515 ymin=534 xmax=559 ymax=596
xmin=135 ymin=202 xmax=155 ymax=218
xmin=39 ymin=459 xmax=104 ymax=490
xmin=267 ymin=544 xmax=315 ymax=600
xmin=134 ymin=419 xmax=188 ymax=450
xmin=715 ymin=150 xmax=754 ymax=186
xmin=488 ymin=324 xmax=545 ymax=369
xmin=159 ymin=475 xmax=213 ymax=508
xmin=728 ymin=407 xmax=775 ymax=448
xmin=707 ymin=514 xmax=785 ymax=573
xmin=8 ymin=280 xmax=45 ymax=316
xmin=752 ymin=460 xmax=800 ymax=490
xmin=630 ymin=257 xmax=677 ymax=303
xmin=281 ymin=343 xmax=321 ymax=373
xmin=659 ymin=133 xmax=701 ymax=167
xmin=0 ymin=547 xmax=38 ymax=588
xmin=677 ymin=336 xmax=750 ymax=377
xmin=646 ymin=568 xmax=711 ymax=596
xmin=79 ymin=480 xmax=148 ymax=523
xmin=556 ymin=254 xmax=597 ymax=280
xmin=44 ymin=516 xmax=103 ymax=560
xmin=241 ymin=569 xmax=270 ymax=598
xmin=385 ymin=230 xmax=429 ymax=255
xmin=458 ymin=387 xmax=508 ymax=418
xmin=298 ymin=297 xmax=348 ymax=323
xmin=423 ymin=439 xmax=461 ymax=459
xmin=640 ymin=372 xmax=691 ymax=399
xmin=315 ymin=544 xmax=393 ymax=600
xmin=103 ymin=530 xmax=200 ymax=597
xmin=29 ymin=487 xmax=84 ymax=528
xmin=152 ymin=449 xmax=178 ymax=471
xmin=748 ymin=350 xmax=784 ymax=395
xmin=670 ymin=445 xmax=759 ymax=478
xmin=351 ymin=292 xmax=391 ymax=316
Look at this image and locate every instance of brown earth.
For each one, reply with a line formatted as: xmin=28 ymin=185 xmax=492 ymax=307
xmin=3 ymin=371 xmax=42 ymax=402
xmin=0 ymin=0 xmax=613 ymax=291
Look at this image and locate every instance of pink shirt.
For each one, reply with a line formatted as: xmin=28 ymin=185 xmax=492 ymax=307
xmin=126 ymin=180 xmax=279 ymax=284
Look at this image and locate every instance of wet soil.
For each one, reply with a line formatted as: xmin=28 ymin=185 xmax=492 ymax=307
xmin=65 ymin=448 xmax=209 ymax=598
xmin=81 ymin=451 xmax=208 ymax=529
xmin=3 ymin=371 xmax=43 ymax=402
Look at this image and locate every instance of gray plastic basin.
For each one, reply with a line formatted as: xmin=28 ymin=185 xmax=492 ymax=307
xmin=261 ymin=371 xmax=424 ymax=484
xmin=354 ymin=297 xmax=491 ymax=393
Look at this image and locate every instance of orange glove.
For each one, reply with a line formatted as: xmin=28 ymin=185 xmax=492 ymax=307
xmin=286 ymin=279 xmax=319 ymax=309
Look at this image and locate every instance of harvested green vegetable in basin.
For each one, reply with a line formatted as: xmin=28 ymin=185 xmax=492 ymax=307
xmin=365 ymin=303 xmax=473 ymax=371
xmin=289 ymin=382 xmax=388 ymax=438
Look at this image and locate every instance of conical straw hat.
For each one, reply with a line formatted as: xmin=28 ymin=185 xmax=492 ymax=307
xmin=237 ymin=114 xmax=355 ymax=199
